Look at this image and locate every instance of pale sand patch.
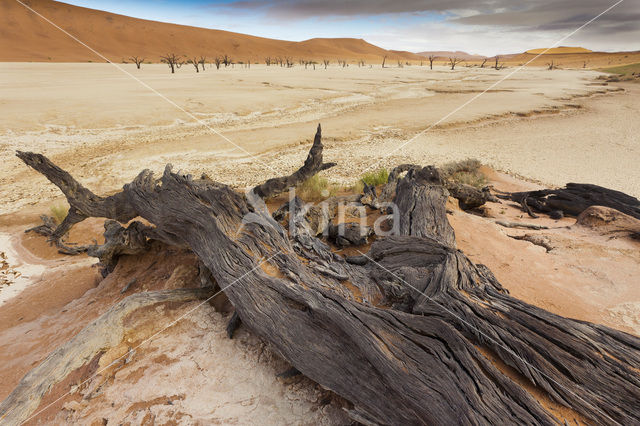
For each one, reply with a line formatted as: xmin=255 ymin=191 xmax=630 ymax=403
xmin=1 ymin=63 xmax=635 ymax=216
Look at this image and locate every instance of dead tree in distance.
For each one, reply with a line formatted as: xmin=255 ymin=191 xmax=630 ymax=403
xmin=323 ymin=59 xmax=329 ymax=69
xmin=129 ymin=56 xmax=144 ymax=69
xmin=382 ymin=55 xmax=387 ymax=68
xmin=222 ymin=54 xmax=231 ymax=67
xmin=198 ymin=56 xmax=206 ymax=71
xmin=480 ymin=58 xmax=488 ymax=68
xmin=160 ymin=53 xmax=183 ymax=74
xmin=265 ymin=57 xmax=272 ymax=66
xmin=494 ymin=55 xmax=504 ymax=70
xmin=213 ymin=56 xmax=222 ymax=70
xmin=428 ymin=54 xmax=435 ymax=69
xmin=449 ymin=56 xmax=464 ymax=70
xmin=187 ymin=57 xmax=200 ymax=72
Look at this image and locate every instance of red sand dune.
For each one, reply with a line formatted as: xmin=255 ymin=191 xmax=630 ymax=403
xmin=0 ymin=0 xmax=423 ymax=62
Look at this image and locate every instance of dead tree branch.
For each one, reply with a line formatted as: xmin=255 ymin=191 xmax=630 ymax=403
xmin=11 ymin=127 xmax=640 ymax=425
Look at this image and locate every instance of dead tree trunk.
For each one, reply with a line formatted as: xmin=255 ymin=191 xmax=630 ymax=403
xmin=10 ymin=127 xmax=640 ymax=425
xmin=129 ymin=56 xmax=144 ymax=69
xmin=497 ymin=183 xmax=640 ymax=219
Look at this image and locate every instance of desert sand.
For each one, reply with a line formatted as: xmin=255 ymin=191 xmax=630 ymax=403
xmin=1 ymin=60 xmax=639 ymax=424
xmin=1 ymin=62 xmax=639 ymax=218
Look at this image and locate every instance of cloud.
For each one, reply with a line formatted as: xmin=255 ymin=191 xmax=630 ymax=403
xmin=216 ymin=0 xmax=640 ymax=53
xmin=220 ymin=0 xmax=638 ymax=33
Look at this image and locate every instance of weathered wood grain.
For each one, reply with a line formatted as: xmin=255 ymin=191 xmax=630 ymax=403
xmin=11 ymin=127 xmax=640 ymax=425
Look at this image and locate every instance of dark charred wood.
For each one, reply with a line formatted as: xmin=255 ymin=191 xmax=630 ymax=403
xmin=11 ymin=127 xmax=640 ymax=425
xmin=359 ymin=182 xmax=381 ymax=210
xmin=327 ymin=222 xmax=372 ymax=247
xmin=25 ymin=214 xmax=93 ymax=255
xmin=499 ymin=183 xmax=640 ymax=219
xmin=87 ymin=220 xmax=151 ymax=277
xmin=379 ymin=163 xmax=420 ymax=201
xmin=381 ymin=163 xmax=494 ymax=211
xmin=251 ymin=124 xmax=336 ymax=199
xmin=226 ymin=311 xmax=241 ymax=339
xmin=276 ymin=366 xmax=301 ymax=379
xmin=447 ymin=183 xmax=494 ymax=210
xmin=393 ymin=166 xmax=456 ymax=246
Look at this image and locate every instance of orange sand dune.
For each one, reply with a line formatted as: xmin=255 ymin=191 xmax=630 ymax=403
xmin=504 ymin=50 xmax=640 ymax=68
xmin=0 ymin=0 xmax=422 ymax=63
xmin=525 ymin=46 xmax=592 ymax=54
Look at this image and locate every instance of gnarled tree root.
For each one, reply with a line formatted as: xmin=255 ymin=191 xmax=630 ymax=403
xmin=10 ymin=127 xmax=640 ymax=425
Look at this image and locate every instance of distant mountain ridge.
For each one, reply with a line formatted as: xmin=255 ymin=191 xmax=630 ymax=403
xmin=0 ymin=0 xmax=423 ymax=62
xmin=416 ymin=51 xmax=486 ymax=60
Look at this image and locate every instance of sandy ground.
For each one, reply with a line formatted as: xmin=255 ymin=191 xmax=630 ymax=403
xmin=1 ymin=63 xmax=638 ymax=218
xmin=1 ymin=63 xmax=639 ymax=424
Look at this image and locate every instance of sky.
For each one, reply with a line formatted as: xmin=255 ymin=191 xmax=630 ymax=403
xmin=62 ymin=0 xmax=640 ymax=55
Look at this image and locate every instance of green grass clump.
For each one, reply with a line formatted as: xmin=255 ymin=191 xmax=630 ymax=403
xmin=361 ymin=168 xmax=389 ymax=186
xmin=440 ymin=159 xmax=488 ymax=189
xmin=351 ymin=168 xmax=389 ymax=193
xmin=50 ymin=203 xmax=69 ymax=224
xmin=297 ymin=174 xmax=337 ymax=201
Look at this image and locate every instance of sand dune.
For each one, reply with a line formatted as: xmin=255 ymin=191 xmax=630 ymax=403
xmin=526 ymin=46 xmax=592 ymax=54
xmin=0 ymin=0 xmax=422 ymax=63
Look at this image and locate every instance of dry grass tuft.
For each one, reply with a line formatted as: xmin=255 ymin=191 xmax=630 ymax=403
xmin=297 ymin=174 xmax=337 ymax=201
xmin=440 ymin=159 xmax=487 ymax=188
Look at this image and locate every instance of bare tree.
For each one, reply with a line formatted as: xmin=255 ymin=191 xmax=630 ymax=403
xmin=547 ymin=60 xmax=556 ymax=70
xmin=187 ymin=57 xmax=200 ymax=72
xmin=160 ymin=53 xmax=183 ymax=74
xmin=213 ymin=56 xmax=222 ymax=70
xmin=583 ymin=60 xmax=588 ymax=68
xmin=480 ymin=58 xmax=488 ymax=68
xmin=397 ymin=60 xmax=403 ymax=68
xmin=382 ymin=55 xmax=387 ymax=68
xmin=222 ymin=54 xmax=231 ymax=67
xmin=323 ymin=59 xmax=329 ymax=69
xmin=448 ymin=57 xmax=463 ymax=70
xmin=285 ymin=57 xmax=294 ymax=68
xmin=428 ymin=55 xmax=435 ymax=70
xmin=265 ymin=57 xmax=272 ymax=66
xmin=358 ymin=59 xmax=365 ymax=67
xmin=494 ymin=55 xmax=503 ymax=70
xmin=129 ymin=56 xmax=144 ymax=70
xmin=198 ymin=56 xmax=206 ymax=71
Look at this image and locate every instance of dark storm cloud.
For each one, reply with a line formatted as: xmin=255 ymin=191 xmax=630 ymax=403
xmin=221 ymin=0 xmax=639 ymax=34
xmin=220 ymin=0 xmax=473 ymax=17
